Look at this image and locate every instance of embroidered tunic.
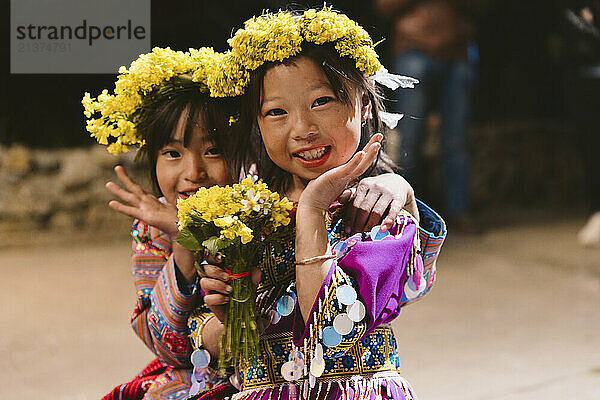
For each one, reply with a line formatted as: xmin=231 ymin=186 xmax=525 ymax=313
xmin=105 ymin=215 xmax=227 ymax=400
xmin=188 ymin=200 xmax=446 ymax=399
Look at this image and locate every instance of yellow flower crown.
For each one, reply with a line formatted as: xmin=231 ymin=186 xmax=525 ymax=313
xmin=208 ymin=7 xmax=383 ymax=97
xmin=82 ymin=47 xmax=221 ymax=155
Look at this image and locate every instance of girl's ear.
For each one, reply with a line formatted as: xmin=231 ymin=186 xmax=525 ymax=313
xmin=360 ymin=92 xmax=372 ymax=124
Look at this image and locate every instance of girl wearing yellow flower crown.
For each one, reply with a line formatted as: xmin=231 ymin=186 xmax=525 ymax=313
xmin=193 ymin=8 xmax=446 ymax=400
xmin=84 ymin=47 xmax=240 ymax=400
xmin=83 ymin=45 xmax=426 ymax=400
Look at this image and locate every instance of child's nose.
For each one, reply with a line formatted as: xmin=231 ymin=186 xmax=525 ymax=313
xmin=185 ymin=156 xmax=208 ymax=181
xmin=292 ymin=110 xmax=318 ymax=140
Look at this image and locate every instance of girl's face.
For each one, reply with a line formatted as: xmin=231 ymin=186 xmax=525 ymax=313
xmin=257 ymin=56 xmax=371 ymax=194
xmin=156 ymin=112 xmax=232 ymax=206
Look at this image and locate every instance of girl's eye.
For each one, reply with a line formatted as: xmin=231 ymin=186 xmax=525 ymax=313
xmin=162 ymin=150 xmax=181 ymax=159
xmin=205 ymin=146 xmax=222 ymax=156
xmin=265 ymin=108 xmax=286 ymax=117
xmin=312 ymin=96 xmax=333 ymax=107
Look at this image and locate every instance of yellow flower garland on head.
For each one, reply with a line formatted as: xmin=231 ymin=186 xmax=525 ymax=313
xmin=211 ymin=7 xmax=383 ymax=97
xmin=82 ymin=47 xmax=220 ymax=155
xmin=228 ymin=12 xmax=303 ymax=70
xmin=206 ymin=51 xmax=250 ymax=98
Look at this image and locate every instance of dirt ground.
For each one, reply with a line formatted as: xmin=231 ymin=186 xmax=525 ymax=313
xmin=1 ymin=216 xmax=599 ymax=399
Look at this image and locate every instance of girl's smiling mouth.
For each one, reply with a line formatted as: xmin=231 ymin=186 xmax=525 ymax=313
xmin=292 ymin=145 xmax=332 ymax=168
xmin=178 ymin=189 xmax=199 ymax=199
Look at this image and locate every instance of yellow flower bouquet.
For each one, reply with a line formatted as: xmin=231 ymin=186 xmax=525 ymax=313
xmin=176 ymin=178 xmax=293 ymax=370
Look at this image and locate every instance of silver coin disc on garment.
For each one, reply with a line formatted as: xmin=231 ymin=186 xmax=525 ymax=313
xmin=404 ymin=275 xmax=426 ymax=300
xmin=315 ymin=343 xmax=324 ymax=359
xmin=309 ymin=356 xmax=325 ymax=377
xmin=333 ymin=313 xmax=354 ymax=335
xmin=336 ymin=284 xmax=357 ymax=305
xmin=322 ymin=326 xmax=342 ymax=347
xmin=191 ymin=349 xmax=211 ymax=369
xmin=277 ymin=295 xmax=295 ymax=316
xmin=281 ymin=360 xmax=303 ymax=381
xmin=269 ymin=309 xmax=281 ymax=324
xmin=347 ymin=300 xmax=366 ymax=322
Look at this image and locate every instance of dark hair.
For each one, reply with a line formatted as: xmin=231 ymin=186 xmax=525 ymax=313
xmin=136 ymin=81 xmax=239 ymax=195
xmin=233 ymin=42 xmax=396 ymax=194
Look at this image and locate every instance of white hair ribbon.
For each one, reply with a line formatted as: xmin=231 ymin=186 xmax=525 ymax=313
xmin=379 ymin=111 xmax=404 ymax=129
xmin=372 ymin=67 xmax=419 ymax=90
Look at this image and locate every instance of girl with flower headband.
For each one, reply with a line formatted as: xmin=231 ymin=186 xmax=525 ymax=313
xmin=193 ymin=8 xmax=446 ymax=400
xmin=83 ymin=46 xmax=424 ymax=399
xmin=84 ymin=47 xmax=239 ymax=399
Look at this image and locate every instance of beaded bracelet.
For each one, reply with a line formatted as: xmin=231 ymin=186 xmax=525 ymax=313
xmin=196 ymin=314 xmax=216 ymax=348
xmin=295 ymin=254 xmax=336 ymax=265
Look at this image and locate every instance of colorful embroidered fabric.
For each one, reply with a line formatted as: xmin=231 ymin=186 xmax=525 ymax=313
xmin=187 ymin=200 xmax=446 ymax=399
xmin=130 ymin=219 xmax=195 ymax=367
xmin=116 ymin=217 xmax=225 ymax=399
xmin=103 ymin=357 xmax=169 ymax=400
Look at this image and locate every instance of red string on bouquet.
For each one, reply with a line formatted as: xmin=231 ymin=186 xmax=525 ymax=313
xmin=224 ymin=267 xmax=251 ymax=281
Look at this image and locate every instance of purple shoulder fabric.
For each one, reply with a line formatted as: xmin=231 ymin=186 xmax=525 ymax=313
xmin=338 ymin=218 xmax=421 ymax=334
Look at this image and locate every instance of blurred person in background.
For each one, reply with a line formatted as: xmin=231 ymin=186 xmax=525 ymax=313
xmin=563 ymin=0 xmax=600 ymax=247
xmin=376 ymin=0 xmax=485 ymax=233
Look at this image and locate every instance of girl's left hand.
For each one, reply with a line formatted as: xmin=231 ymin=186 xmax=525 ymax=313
xmin=339 ymin=173 xmax=419 ymax=234
xmin=298 ymin=133 xmax=383 ymax=212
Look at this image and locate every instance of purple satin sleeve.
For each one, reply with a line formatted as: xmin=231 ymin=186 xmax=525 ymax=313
xmin=338 ymin=219 xmax=422 ymax=332
xmin=292 ymin=213 xmax=423 ymax=345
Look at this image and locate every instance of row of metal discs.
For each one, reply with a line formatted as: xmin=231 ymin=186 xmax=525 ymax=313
xmin=191 ymin=282 xmax=367 ymax=385
xmin=276 ymin=283 xmax=366 ymax=382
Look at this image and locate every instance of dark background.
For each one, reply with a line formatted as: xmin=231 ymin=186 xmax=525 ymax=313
xmin=0 ymin=1 xmax=568 ymax=147
xmin=1 ymin=1 xmax=585 ymax=213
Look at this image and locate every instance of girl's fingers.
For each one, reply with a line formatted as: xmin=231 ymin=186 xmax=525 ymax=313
xmin=380 ymin=199 xmax=403 ymax=232
xmin=335 ymin=150 xmax=365 ymax=178
xmin=351 ymin=141 xmax=381 ymax=179
xmin=337 ymin=188 xmax=354 ymax=205
xmin=352 ymin=184 xmax=369 ymax=211
xmin=114 ymin=165 xmax=146 ymax=196
xmin=324 ymin=133 xmax=382 ymax=182
xmin=363 ymin=193 xmax=391 ymax=232
xmin=203 ymin=264 xmax=229 ymax=282
xmin=204 ymin=293 xmax=229 ymax=306
xmin=346 ymin=184 xmax=369 ymax=232
xmin=344 ymin=189 xmax=359 ymax=231
xmin=108 ymin=200 xmax=143 ymax=219
xmin=106 ymin=181 xmax=139 ymax=205
xmin=345 ymin=134 xmax=382 ymax=180
xmin=362 ymin=133 xmax=383 ymax=151
xmin=404 ymin=196 xmax=420 ymax=226
xmin=354 ymin=191 xmax=384 ymax=232
xmin=200 ymin=276 xmax=232 ymax=294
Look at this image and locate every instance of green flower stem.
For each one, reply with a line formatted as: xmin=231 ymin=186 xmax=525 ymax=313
xmin=217 ymin=245 xmax=260 ymax=372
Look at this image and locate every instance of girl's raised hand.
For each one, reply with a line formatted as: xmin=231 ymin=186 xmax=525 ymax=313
xmin=106 ymin=165 xmax=179 ymax=237
xmin=298 ymin=133 xmax=383 ymax=212
xmin=339 ymin=173 xmax=419 ymax=234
